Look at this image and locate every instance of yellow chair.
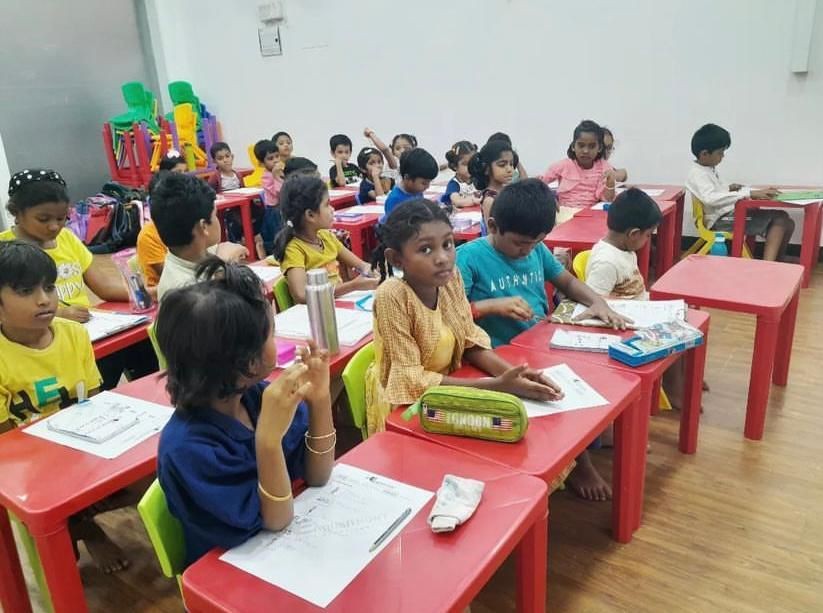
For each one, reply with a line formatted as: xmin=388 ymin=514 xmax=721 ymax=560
xmin=341 ymin=342 xmax=375 ymax=440
xmin=137 ymin=479 xmax=186 ymax=599
xmin=243 ymin=143 xmax=264 ymax=187
xmin=146 ymin=323 xmax=167 ymax=370
xmin=9 ymin=512 xmax=53 ymax=612
xmin=571 ymin=251 xmax=671 ymax=411
xmin=682 ymin=194 xmax=753 ymax=259
xmin=273 ymin=277 xmax=294 ymax=312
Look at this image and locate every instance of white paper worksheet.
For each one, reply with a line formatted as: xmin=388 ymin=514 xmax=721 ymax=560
xmin=84 ymin=311 xmax=149 ymax=343
xmin=23 ymin=392 xmax=172 ymax=459
xmin=220 ymin=464 xmax=434 ymax=608
xmin=248 ymin=265 xmax=281 ymax=283
xmin=274 ymin=304 xmax=373 ymax=346
xmin=336 ymin=204 xmax=385 ymax=215
xmin=520 ymin=363 xmax=609 ymax=417
xmin=571 ymin=299 xmax=686 ymax=329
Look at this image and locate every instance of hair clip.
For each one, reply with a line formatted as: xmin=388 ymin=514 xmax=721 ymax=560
xmin=166 ymin=149 xmax=181 ymax=158
xmin=286 ymin=220 xmax=294 ymax=228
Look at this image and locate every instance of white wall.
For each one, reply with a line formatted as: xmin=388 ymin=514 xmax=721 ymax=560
xmin=0 ymin=131 xmax=12 ymax=231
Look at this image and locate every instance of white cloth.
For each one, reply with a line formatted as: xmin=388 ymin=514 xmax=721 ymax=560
xmin=685 ymin=161 xmax=751 ymax=228
xmin=585 ymin=240 xmax=648 ymax=300
xmin=157 ymin=246 xmax=218 ymax=301
xmin=427 ymin=475 xmax=485 ymax=533
xmin=220 ymin=173 xmax=241 ymax=191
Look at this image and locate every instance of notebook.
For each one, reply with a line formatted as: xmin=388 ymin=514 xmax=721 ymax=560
xmin=550 ymin=329 xmax=622 ymax=353
xmin=85 ymin=311 xmax=150 ymax=343
xmin=551 ymin=299 xmax=686 ymax=329
xmin=274 ymin=305 xmax=373 ymax=346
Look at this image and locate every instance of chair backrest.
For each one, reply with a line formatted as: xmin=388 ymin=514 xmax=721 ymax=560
xmin=243 ymin=143 xmax=264 ymax=187
xmin=137 ymin=479 xmax=185 ymax=580
xmin=341 ymin=342 xmax=375 ymax=435
xmin=122 ymin=81 xmax=147 ymax=108
xmin=146 ymin=322 xmax=167 ymax=370
xmin=168 ymin=81 xmax=196 ymax=105
xmin=273 ymin=277 xmax=294 ymax=312
xmin=572 ymin=250 xmax=591 ymax=281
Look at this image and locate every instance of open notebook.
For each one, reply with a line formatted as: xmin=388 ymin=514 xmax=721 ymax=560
xmin=274 ymin=305 xmax=373 ymax=346
xmin=85 ymin=311 xmax=150 ymax=343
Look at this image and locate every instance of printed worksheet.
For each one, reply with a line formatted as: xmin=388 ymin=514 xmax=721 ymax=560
xmin=519 ymin=363 xmax=609 ymax=417
xmin=571 ymin=299 xmax=686 ymax=328
xmin=85 ymin=311 xmax=149 ymax=342
xmin=274 ymin=305 xmax=373 ymax=345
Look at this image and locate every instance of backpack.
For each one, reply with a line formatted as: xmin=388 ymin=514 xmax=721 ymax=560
xmin=77 ymin=183 xmax=144 ymax=254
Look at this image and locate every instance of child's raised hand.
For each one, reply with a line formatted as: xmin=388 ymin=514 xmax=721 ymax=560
xmin=495 ymin=364 xmax=561 ymax=401
xmin=259 ymin=363 xmax=312 ymax=440
xmin=364 ymin=127 xmax=375 ymax=138
xmin=296 ymin=340 xmax=331 ymax=407
xmin=59 ymin=305 xmax=91 ymax=323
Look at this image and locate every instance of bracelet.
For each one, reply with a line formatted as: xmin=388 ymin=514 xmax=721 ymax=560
xmin=258 ymin=481 xmax=293 ymax=502
xmin=305 ymin=429 xmax=336 ymax=440
xmin=470 ymin=303 xmax=480 ymax=321
xmin=305 ymin=431 xmax=337 ymax=455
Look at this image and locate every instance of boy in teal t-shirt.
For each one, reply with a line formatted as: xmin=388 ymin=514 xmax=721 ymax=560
xmin=457 ymin=179 xmax=628 ymax=503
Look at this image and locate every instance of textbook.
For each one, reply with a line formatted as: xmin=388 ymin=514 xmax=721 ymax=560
xmin=775 ymin=190 xmax=823 ymax=202
xmin=551 ymin=299 xmax=686 ymax=329
xmin=608 ymin=320 xmax=704 ymax=366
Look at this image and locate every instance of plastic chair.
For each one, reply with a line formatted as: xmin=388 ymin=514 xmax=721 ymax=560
xmin=166 ymin=81 xmax=202 ymax=129
xmin=9 ymin=512 xmax=53 ymax=612
xmin=137 ymin=479 xmax=186 ymax=598
xmin=243 ymin=143 xmax=265 ymax=187
xmin=682 ymin=195 xmax=753 ymax=259
xmin=273 ymin=277 xmax=294 ymax=312
xmin=146 ymin=323 xmax=167 ymax=370
xmin=110 ymin=81 xmax=159 ymax=133
xmin=571 ymin=251 xmax=672 ymax=411
xmin=341 ymin=342 xmax=375 ymax=440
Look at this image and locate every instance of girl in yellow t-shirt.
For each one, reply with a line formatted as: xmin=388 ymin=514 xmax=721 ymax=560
xmin=273 ymin=175 xmax=378 ymax=303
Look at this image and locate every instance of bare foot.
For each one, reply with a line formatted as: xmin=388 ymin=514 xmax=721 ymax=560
xmin=567 ymin=451 xmax=612 ymax=501
xmin=599 ymin=424 xmax=614 ymax=448
xmin=702 ymin=379 xmax=710 ymax=392
xmin=74 ymin=518 xmax=130 ymax=574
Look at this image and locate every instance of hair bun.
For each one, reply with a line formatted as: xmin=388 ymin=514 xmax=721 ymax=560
xmin=195 ymin=257 xmax=266 ymax=306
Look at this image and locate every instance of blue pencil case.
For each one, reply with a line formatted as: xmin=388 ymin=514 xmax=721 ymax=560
xmin=608 ymin=320 xmax=704 ymax=367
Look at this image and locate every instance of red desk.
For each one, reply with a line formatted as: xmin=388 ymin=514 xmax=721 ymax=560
xmin=182 ymin=432 xmax=549 ymax=613
xmin=511 ymin=310 xmax=710 ymax=457
xmin=215 ymin=193 xmax=257 ymax=259
xmin=333 ymin=212 xmax=380 ymax=260
xmin=328 ymin=188 xmax=358 ymax=210
xmin=731 ymin=197 xmax=822 ymax=288
xmin=651 ymin=255 xmax=803 ymax=440
xmin=386 ymin=345 xmax=645 ymax=543
xmin=630 ymin=184 xmax=686 ymax=270
xmin=91 ymin=302 xmax=156 ymax=360
xmin=0 ymin=374 xmax=168 ymax=613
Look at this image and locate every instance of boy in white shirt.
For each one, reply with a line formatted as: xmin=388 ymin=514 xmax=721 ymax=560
xmin=685 ymin=123 xmax=793 ymax=261
xmin=586 ymin=188 xmax=661 ymax=299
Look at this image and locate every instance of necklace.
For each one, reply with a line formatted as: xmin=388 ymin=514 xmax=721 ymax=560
xmin=298 ymin=234 xmax=323 ymax=249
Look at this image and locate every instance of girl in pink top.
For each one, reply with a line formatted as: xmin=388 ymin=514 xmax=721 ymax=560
xmin=543 ymin=120 xmax=617 ymax=208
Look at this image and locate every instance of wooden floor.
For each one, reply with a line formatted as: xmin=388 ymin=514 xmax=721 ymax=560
xmin=14 ymin=267 xmax=823 ymax=613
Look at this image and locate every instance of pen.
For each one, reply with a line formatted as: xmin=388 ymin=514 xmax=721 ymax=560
xmin=369 ymin=507 xmax=412 ymax=553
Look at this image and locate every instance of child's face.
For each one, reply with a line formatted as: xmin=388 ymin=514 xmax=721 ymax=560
xmin=14 ymin=201 xmax=69 ymax=244
xmin=263 ymin=151 xmax=279 ymax=172
xmin=195 ymin=206 xmax=221 ymax=250
xmin=602 ymin=133 xmax=614 ymax=160
xmin=572 ymin=131 xmax=602 ymax=168
xmin=0 ymin=283 xmax=57 ymax=332
xmin=332 ymin=144 xmax=352 ymax=162
xmin=275 ymin=135 xmax=293 ymax=159
xmin=487 ymin=220 xmax=545 ymax=260
xmin=172 ymin=162 xmax=188 ymax=174
xmin=490 ymin=152 xmax=515 ymax=185
xmin=214 ymin=149 xmax=234 ymax=173
xmin=402 ymin=176 xmax=432 ymax=194
xmin=389 ymin=221 xmax=455 ymax=288
xmin=392 ymin=138 xmax=414 ymax=159
xmin=306 ymin=192 xmax=334 ymax=230
xmin=365 ymin=153 xmax=384 ymax=176
xmin=698 ymin=147 xmax=726 ymax=167
xmin=455 ymin=154 xmax=472 ymax=182
xmin=625 ymin=227 xmax=655 ymax=252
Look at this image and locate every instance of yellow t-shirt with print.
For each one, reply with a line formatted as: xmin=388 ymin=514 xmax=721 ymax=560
xmin=279 ymin=229 xmax=344 ymax=284
xmin=0 ymin=228 xmax=94 ymax=306
xmin=0 ymin=318 xmax=102 ymax=428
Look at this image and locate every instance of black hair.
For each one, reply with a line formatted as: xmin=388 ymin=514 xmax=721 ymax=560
xmin=0 ymin=240 xmax=57 ymax=294
xmin=283 ymin=157 xmax=318 ymax=178
xmin=272 ymin=175 xmax=328 ymax=262
xmin=356 ymin=147 xmax=383 ymax=172
xmin=602 ymin=127 xmax=614 ymax=140
xmin=148 ymin=170 xmax=170 ymax=197
xmin=371 ymin=198 xmax=451 ymax=281
xmin=606 ymin=187 xmax=662 ymax=232
xmin=399 ymin=147 xmax=439 ymax=181
xmin=486 ymin=132 xmax=512 ymax=146
xmin=6 ymin=181 xmax=70 ymax=216
xmin=157 ymin=257 xmax=272 ymax=411
xmin=691 ymin=123 xmax=731 ymax=158
xmin=490 ymin=179 xmax=557 ymax=238
xmin=468 ymin=140 xmax=519 ymax=190
xmin=566 ymin=119 xmax=605 ymax=161
xmin=329 ymin=134 xmax=353 ymax=152
xmin=209 ymin=141 xmax=231 ymax=161
xmin=159 ymin=151 xmax=187 ymax=171
xmin=253 ymin=139 xmax=278 ymax=163
xmin=150 ymin=172 xmax=217 ymax=247
xmin=271 ymin=131 xmax=292 ymax=145
xmin=444 ymin=141 xmax=478 ymax=171
xmin=391 ymin=133 xmax=417 ymax=151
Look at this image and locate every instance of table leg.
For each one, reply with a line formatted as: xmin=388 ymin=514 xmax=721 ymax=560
xmin=731 ymin=202 xmax=747 ymax=257
xmin=239 ymin=200 xmax=256 ymax=261
xmin=351 ymin=227 xmax=365 ymax=259
xmin=650 ymin=378 xmax=661 ymax=416
xmin=814 ymin=203 xmax=823 ymax=270
xmin=0 ymin=510 xmax=32 ymax=613
xmin=799 ymin=204 xmax=822 ymax=288
xmin=35 ymin=524 xmax=87 ymax=613
xmin=656 ymin=210 xmax=676 ymax=277
xmin=744 ymin=317 xmax=780 ymax=440
xmin=773 ymin=292 xmax=799 ymax=386
xmin=638 ymin=241 xmax=651 ymax=282
xmin=674 ymin=195 xmax=684 ymax=258
xmin=515 ymin=508 xmax=548 ymax=613
xmin=680 ymin=330 xmax=708 ymax=454
xmin=614 ymin=391 xmax=647 ymax=541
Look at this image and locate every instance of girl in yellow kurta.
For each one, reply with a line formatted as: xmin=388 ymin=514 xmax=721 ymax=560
xmin=365 ymin=198 xmax=565 ymax=437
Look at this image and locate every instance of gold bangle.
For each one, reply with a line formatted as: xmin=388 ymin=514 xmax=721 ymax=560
xmin=305 ymin=429 xmax=337 ymax=440
xmin=258 ymin=482 xmax=293 ymax=502
xmin=305 ymin=433 xmax=336 ymax=455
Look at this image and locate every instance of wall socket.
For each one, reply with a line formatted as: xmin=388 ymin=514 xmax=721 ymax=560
xmin=259 ymin=25 xmax=282 ymax=56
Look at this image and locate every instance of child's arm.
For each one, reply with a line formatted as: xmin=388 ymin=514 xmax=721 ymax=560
xmin=294 ymin=342 xmax=334 ymax=487
xmin=614 ymin=168 xmax=628 ymax=182
xmin=83 ymin=263 xmax=129 ymax=302
xmin=286 ymin=267 xmax=378 ymax=303
xmin=450 ymin=193 xmax=479 ymax=208
xmin=364 ymin=128 xmax=397 ymax=169
xmin=332 ymin=157 xmax=347 ymax=187
xmin=553 ymin=269 xmax=630 ymax=328
xmin=369 ymin=167 xmax=386 ymax=197
xmin=452 ymin=348 xmax=562 ymax=400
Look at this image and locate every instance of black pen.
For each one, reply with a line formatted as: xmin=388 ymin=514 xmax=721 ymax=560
xmin=369 ymin=507 xmax=412 ymax=553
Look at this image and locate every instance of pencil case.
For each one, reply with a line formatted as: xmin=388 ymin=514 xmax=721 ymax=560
xmin=403 ymin=386 xmax=528 ymax=443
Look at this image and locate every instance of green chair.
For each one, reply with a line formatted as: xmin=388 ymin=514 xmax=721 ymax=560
xmin=110 ymin=81 xmax=159 ymax=133
xmin=146 ymin=323 xmax=167 ymax=370
xmin=273 ymin=277 xmax=294 ymax=312
xmin=137 ymin=479 xmax=186 ymax=597
xmin=341 ymin=342 xmax=375 ymax=440
xmin=166 ymin=81 xmax=202 ymax=129
xmin=9 ymin=512 xmax=53 ymax=612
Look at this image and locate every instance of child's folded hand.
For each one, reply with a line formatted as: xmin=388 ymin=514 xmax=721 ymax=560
xmin=259 ymin=363 xmax=311 ymax=440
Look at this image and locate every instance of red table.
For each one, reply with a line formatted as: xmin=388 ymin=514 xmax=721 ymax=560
xmin=91 ymin=302 xmax=156 ymax=360
xmin=0 ymin=374 xmax=168 ymax=613
xmin=328 ymin=188 xmax=358 ymax=210
xmin=731 ymin=197 xmax=822 ymax=288
xmin=333 ymin=211 xmax=380 ymax=260
xmin=511 ymin=310 xmax=710 ymax=456
xmin=651 ymin=255 xmax=803 ymax=440
xmin=181 ymin=432 xmax=550 ymax=613
xmin=629 ymin=185 xmax=686 ymax=269
xmin=386 ymin=345 xmax=645 ymax=543
xmin=215 ymin=193 xmax=257 ymax=259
